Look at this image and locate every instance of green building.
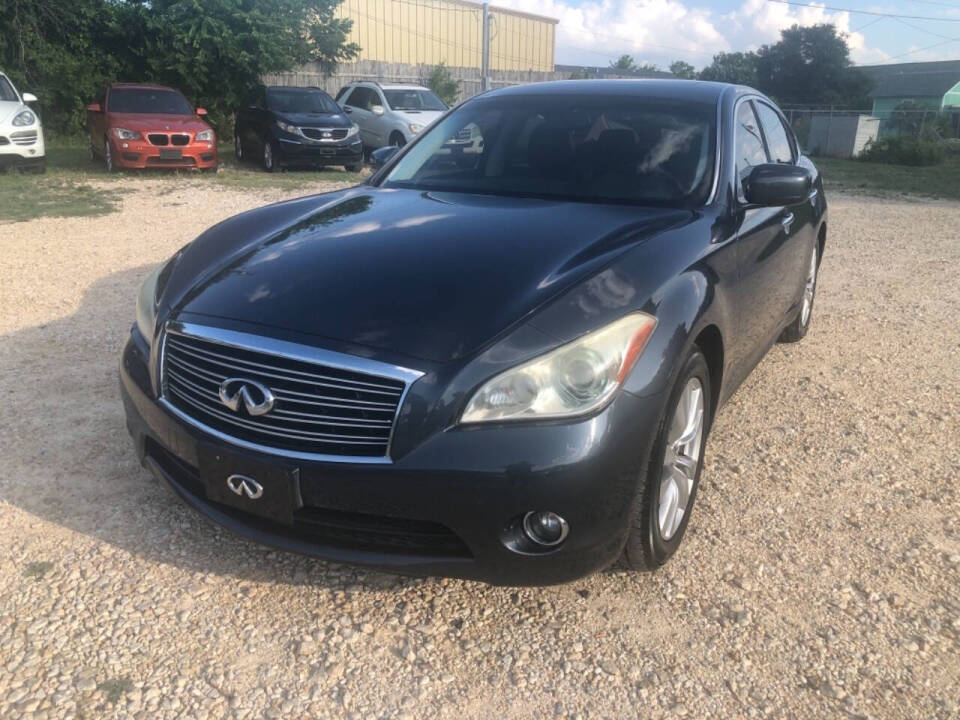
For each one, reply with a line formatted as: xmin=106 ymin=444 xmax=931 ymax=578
xmin=859 ymin=60 xmax=960 ymax=116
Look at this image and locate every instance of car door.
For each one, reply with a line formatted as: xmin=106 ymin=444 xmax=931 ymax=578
xmin=753 ymin=100 xmax=816 ymax=321
xmin=89 ymin=87 xmax=107 ymax=153
xmin=343 ymin=87 xmax=379 ymax=148
xmin=249 ymin=86 xmax=269 ymax=154
xmin=732 ymin=99 xmax=797 ymax=368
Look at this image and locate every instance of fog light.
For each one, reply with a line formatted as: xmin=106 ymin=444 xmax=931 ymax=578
xmin=522 ymin=511 xmax=568 ymax=547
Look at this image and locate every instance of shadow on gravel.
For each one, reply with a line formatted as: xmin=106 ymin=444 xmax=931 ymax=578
xmin=0 ymin=266 xmax=426 ymax=592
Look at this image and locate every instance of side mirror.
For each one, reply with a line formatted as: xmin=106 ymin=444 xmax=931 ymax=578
xmin=196 ymin=108 xmax=208 ymax=116
xmin=744 ymin=164 xmax=812 ymax=207
xmin=22 ymin=92 xmax=38 ymax=103
xmin=371 ymin=105 xmax=385 ymax=116
xmin=87 ymin=102 xmax=102 ymax=113
xmin=370 ymin=145 xmax=399 ymax=169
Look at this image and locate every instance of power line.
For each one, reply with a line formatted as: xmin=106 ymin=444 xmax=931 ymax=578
xmin=765 ymin=0 xmax=960 ymax=21
xmin=891 ymin=15 xmax=957 ymax=40
xmin=874 ymin=35 xmax=960 ymax=62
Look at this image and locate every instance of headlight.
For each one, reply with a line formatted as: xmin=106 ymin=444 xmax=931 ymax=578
xmin=112 ymin=127 xmax=141 ymax=140
xmin=345 ymin=124 xmax=359 ymax=138
xmin=195 ymin=129 xmax=214 ymax=142
xmin=12 ymin=110 xmax=36 ymax=126
xmin=276 ymin=120 xmax=298 ymax=134
xmin=135 ymin=265 xmax=163 ymax=345
xmin=460 ymin=312 xmax=658 ymax=424
xmin=409 ymin=123 xmax=424 ymax=134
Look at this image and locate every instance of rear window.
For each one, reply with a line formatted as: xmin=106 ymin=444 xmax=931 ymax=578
xmin=108 ymin=88 xmax=193 ymax=115
xmin=0 ymin=76 xmax=18 ymax=102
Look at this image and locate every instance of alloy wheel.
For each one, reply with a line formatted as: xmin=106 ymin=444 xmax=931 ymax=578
xmin=264 ymin=142 xmax=274 ymax=171
xmin=235 ymin=135 xmax=243 ymax=160
xmin=658 ymin=377 xmax=705 ymax=541
xmin=104 ymin=140 xmax=114 ymax=172
xmin=801 ymin=246 xmax=818 ymax=327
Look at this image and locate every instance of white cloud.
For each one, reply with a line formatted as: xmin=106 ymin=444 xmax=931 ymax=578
xmin=497 ymin=0 xmax=938 ymax=68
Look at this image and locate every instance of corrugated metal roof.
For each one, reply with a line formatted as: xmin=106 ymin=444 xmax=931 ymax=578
xmin=858 ymin=60 xmax=960 ymax=99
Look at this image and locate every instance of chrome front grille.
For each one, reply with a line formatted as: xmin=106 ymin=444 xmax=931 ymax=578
xmin=300 ymin=127 xmax=349 ymax=141
xmin=160 ymin=326 xmax=419 ymax=460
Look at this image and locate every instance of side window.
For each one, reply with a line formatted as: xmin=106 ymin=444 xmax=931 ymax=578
xmin=735 ymin=101 xmax=768 ymax=191
xmin=335 ymin=86 xmax=350 ymax=102
xmin=755 ymin=102 xmax=794 ymax=164
xmin=345 ymin=87 xmax=372 ymax=110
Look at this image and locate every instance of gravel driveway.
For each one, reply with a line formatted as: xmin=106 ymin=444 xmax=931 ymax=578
xmin=1 ymin=180 xmax=958 ymax=720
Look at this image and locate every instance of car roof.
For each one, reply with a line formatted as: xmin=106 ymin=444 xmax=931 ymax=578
xmin=108 ymin=83 xmax=179 ymax=92
xmin=482 ymin=79 xmax=741 ymax=104
xmin=350 ymin=81 xmax=431 ymax=91
xmin=266 ymin=85 xmax=330 ymax=93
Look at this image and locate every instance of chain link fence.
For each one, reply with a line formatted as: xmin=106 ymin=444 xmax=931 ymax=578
xmin=782 ymin=105 xmax=960 ymax=159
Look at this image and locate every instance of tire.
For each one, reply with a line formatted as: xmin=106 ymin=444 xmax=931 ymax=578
xmin=622 ymin=348 xmax=712 ymax=571
xmin=345 ymin=163 xmax=362 ymax=172
xmin=779 ymin=243 xmax=819 ymax=343
xmin=263 ymin=139 xmax=278 ymax=173
xmin=29 ymin=159 xmax=46 ymax=174
xmin=389 ymin=132 xmax=406 ymax=149
xmin=104 ymin=138 xmax=115 ymax=173
xmin=234 ymin=133 xmax=243 ymax=161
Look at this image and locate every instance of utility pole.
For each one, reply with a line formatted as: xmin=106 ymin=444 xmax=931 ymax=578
xmin=481 ymin=3 xmax=491 ymax=92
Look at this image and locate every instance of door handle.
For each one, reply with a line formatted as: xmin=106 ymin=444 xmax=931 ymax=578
xmin=781 ymin=212 xmax=795 ymax=233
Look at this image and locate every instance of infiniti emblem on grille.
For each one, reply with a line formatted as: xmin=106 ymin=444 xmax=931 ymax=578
xmin=227 ymin=474 xmax=263 ymax=500
xmin=218 ymin=378 xmax=276 ymax=416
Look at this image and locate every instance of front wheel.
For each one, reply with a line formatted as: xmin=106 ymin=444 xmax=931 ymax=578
xmin=234 ymin=133 xmax=244 ymax=161
xmin=263 ymin=139 xmax=278 ymax=173
xmin=389 ymin=131 xmax=406 ymax=149
xmin=344 ymin=162 xmax=362 ymax=172
xmin=104 ymin=138 xmax=115 ymax=173
xmin=779 ymin=243 xmax=818 ymax=343
xmin=622 ymin=349 xmax=711 ymax=571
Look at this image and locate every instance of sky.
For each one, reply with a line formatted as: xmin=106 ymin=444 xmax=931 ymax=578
xmin=495 ymin=0 xmax=960 ymax=69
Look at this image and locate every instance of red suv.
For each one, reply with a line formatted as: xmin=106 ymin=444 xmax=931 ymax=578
xmin=87 ymin=83 xmax=217 ymax=171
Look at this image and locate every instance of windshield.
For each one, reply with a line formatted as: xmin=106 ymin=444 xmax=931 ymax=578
xmin=0 ymin=76 xmax=18 ymax=102
xmin=380 ymin=94 xmax=717 ymax=207
xmin=267 ymin=88 xmax=340 ymax=114
xmin=108 ymin=88 xmax=193 ymax=115
xmin=384 ymin=89 xmax=447 ymax=111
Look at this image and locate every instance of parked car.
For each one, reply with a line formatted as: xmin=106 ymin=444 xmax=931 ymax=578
xmin=121 ymin=80 xmax=826 ymax=586
xmin=86 ymin=83 xmax=217 ymax=172
xmin=335 ymin=82 xmax=447 ymax=150
xmin=0 ymin=71 xmax=44 ymax=172
xmin=235 ymin=85 xmax=362 ymax=172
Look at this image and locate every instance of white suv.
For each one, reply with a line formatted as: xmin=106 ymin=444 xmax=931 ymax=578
xmin=335 ymin=82 xmax=448 ymax=151
xmin=0 ymin=72 xmax=44 ymax=172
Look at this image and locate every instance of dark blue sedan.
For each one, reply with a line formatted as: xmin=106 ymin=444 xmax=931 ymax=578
xmin=122 ymin=80 xmax=826 ymax=585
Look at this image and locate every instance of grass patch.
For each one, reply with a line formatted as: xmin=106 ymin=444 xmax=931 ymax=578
xmin=815 ymin=157 xmax=960 ymax=201
xmin=1 ymin=140 xmax=364 ymax=223
xmin=23 ymin=561 xmax=54 ymax=580
xmin=98 ymin=677 xmax=133 ymax=704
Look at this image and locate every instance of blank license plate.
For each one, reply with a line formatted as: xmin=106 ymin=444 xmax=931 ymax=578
xmin=159 ymin=148 xmax=183 ymax=159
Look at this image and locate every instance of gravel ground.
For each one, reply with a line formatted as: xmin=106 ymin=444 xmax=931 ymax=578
xmin=0 ymin=180 xmax=958 ymax=720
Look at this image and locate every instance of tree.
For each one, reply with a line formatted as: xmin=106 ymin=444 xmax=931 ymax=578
xmin=610 ymin=55 xmax=636 ymax=71
xmin=425 ymin=62 xmax=459 ymax=106
xmin=0 ymin=0 xmax=360 ymax=137
xmin=568 ymin=67 xmax=592 ymax=80
xmin=754 ymin=24 xmax=871 ymax=107
xmin=698 ymin=52 xmax=758 ymax=86
xmin=669 ymin=61 xmax=697 ymax=79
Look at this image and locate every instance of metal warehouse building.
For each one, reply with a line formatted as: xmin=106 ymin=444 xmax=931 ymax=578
xmin=335 ymin=0 xmax=557 ymax=72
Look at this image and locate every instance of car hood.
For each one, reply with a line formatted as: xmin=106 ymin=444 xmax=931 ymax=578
xmin=105 ymin=113 xmax=210 ymax=133
xmin=0 ymin=100 xmax=25 ymax=125
xmin=276 ymin=112 xmax=352 ymax=128
xmin=165 ymin=188 xmax=691 ymax=363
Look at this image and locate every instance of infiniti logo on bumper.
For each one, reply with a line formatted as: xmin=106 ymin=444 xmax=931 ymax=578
xmin=227 ymin=474 xmax=264 ymax=500
xmin=218 ymin=378 xmax=275 ymax=416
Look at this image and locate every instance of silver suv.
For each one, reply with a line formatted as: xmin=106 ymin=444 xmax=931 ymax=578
xmin=335 ymin=82 xmax=448 ymax=151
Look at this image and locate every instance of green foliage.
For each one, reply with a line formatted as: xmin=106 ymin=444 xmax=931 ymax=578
xmin=698 ymin=52 xmax=758 ymax=86
xmin=610 ymin=54 xmax=636 ymax=71
xmin=888 ymin=101 xmax=956 ymax=140
xmin=859 ymin=136 xmax=945 ymax=166
xmin=98 ymin=677 xmax=133 ymax=705
xmin=568 ymin=68 xmax=592 ymax=80
xmin=0 ymin=0 xmax=359 ymax=138
xmin=669 ymin=61 xmax=697 ymax=80
xmin=22 ymin=561 xmax=54 ymax=580
xmin=754 ymin=24 xmax=871 ymax=107
xmin=425 ymin=63 xmax=460 ymax=106
xmin=817 ymin=156 xmax=960 ymax=199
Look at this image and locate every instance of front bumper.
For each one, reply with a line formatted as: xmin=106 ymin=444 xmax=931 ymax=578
xmin=111 ymin=137 xmax=218 ymax=170
xmin=120 ymin=332 xmax=663 ymax=585
xmin=0 ymin=126 xmax=45 ymax=164
xmin=275 ymin=135 xmax=363 ymax=167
